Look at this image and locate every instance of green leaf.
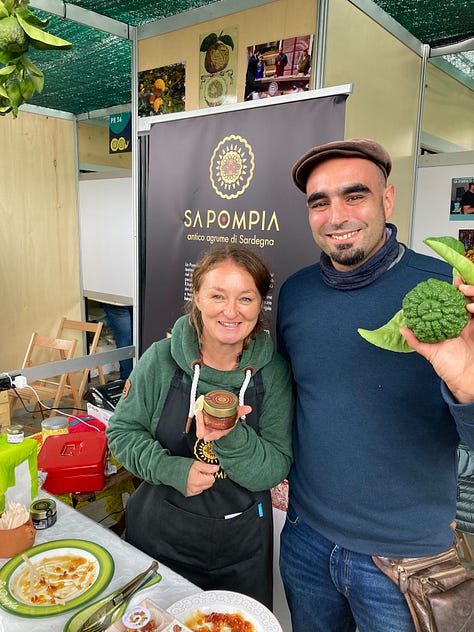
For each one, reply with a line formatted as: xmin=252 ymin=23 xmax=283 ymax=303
xmin=0 ymin=83 xmax=8 ymax=97
xmin=424 ymin=237 xmax=474 ymax=284
xmin=24 ymin=62 xmax=43 ymax=91
xmin=0 ymin=4 xmax=10 ymax=19
xmin=358 ymin=309 xmax=413 ymax=353
xmin=0 ymin=63 xmax=15 ymax=76
xmin=219 ymin=34 xmax=234 ymax=49
xmin=22 ymin=54 xmax=42 ymax=77
xmin=14 ymin=5 xmax=49 ymax=29
xmin=15 ymin=12 xmax=72 ymax=49
xmin=4 ymin=0 xmax=14 ymax=15
xmin=200 ymin=32 xmax=218 ymax=52
xmin=0 ymin=49 xmax=21 ymax=63
xmin=19 ymin=74 xmax=34 ymax=98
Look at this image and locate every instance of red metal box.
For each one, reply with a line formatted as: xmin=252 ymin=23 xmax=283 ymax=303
xmin=37 ymin=431 xmax=107 ymax=494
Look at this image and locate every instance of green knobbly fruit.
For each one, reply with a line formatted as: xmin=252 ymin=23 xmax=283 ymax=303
xmin=0 ymin=15 xmax=28 ymax=52
xmin=402 ymin=278 xmax=468 ymax=343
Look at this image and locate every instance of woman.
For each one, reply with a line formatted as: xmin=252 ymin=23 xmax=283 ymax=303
xmin=106 ymin=245 xmax=294 ymax=608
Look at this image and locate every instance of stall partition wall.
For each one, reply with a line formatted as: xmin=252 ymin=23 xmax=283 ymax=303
xmin=412 ymin=152 xmax=474 ymax=257
xmin=78 ymin=173 xmax=134 ymax=305
xmin=421 ymin=62 xmax=474 ymax=154
xmin=0 ymin=112 xmax=82 ymax=371
xmin=137 ymin=0 xmax=318 ymax=113
xmin=324 ymin=0 xmax=422 ymax=245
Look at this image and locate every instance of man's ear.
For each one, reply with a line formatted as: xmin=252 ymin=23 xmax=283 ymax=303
xmin=383 ymin=183 xmax=395 ymax=220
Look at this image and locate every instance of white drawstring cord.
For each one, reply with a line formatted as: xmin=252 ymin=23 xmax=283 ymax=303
xmin=238 ymin=368 xmax=252 ymax=420
xmin=185 ymin=362 xmax=201 ymax=432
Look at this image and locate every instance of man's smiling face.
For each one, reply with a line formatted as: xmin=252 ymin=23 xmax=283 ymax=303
xmin=305 ymin=156 xmax=395 ymax=271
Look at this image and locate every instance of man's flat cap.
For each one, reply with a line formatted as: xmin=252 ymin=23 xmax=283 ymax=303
xmin=292 ymin=138 xmax=392 ymax=192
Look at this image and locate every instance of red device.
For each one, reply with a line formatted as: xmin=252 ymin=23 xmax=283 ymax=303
xmin=38 ymin=431 xmax=107 ymax=494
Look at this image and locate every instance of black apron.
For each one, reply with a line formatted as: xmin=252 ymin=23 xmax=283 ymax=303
xmin=125 ymin=367 xmax=274 ymax=609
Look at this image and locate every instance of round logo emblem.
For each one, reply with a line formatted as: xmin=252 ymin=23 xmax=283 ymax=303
xmin=210 ymin=135 xmax=255 ymax=199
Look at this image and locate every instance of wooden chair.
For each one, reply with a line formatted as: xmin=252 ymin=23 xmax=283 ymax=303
xmin=10 ymin=333 xmax=79 ymax=418
xmin=55 ymin=318 xmax=106 ymax=403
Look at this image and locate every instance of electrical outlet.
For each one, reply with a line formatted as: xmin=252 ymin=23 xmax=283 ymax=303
xmin=0 ymin=372 xmax=22 ymax=391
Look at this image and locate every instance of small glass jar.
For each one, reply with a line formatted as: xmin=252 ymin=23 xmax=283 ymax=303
xmin=30 ymin=498 xmax=57 ymax=530
xmin=202 ymin=390 xmax=238 ymax=430
xmin=6 ymin=424 xmax=24 ymax=444
xmin=41 ymin=416 xmax=69 ymax=442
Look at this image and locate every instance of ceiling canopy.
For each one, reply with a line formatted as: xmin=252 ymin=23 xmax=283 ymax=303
xmin=13 ymin=0 xmax=474 ymax=116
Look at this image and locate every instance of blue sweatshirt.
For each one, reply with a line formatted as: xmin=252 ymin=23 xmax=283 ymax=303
xmin=277 ymin=246 xmax=474 ymax=557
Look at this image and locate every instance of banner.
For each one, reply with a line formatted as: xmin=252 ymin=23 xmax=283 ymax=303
xmin=142 ymin=93 xmax=347 ymax=351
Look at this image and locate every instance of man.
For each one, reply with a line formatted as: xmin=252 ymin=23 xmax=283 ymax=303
xmin=274 ymin=46 xmax=288 ymax=77
xmin=277 ymin=138 xmax=474 ymax=632
xmin=461 ymin=181 xmax=474 ymax=214
xmin=296 ymin=45 xmax=311 ymax=75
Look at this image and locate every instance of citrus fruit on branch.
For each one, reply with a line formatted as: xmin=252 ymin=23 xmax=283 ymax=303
xmin=200 ymin=31 xmax=234 ymax=74
xmin=0 ymin=0 xmax=72 ymax=117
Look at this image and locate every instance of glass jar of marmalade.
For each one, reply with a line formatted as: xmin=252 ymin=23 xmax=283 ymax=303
xmin=202 ymin=390 xmax=238 ymax=430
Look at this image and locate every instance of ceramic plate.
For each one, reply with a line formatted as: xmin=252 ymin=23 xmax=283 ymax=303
xmin=0 ymin=539 xmax=114 ymax=617
xmin=168 ymin=590 xmax=283 ymax=632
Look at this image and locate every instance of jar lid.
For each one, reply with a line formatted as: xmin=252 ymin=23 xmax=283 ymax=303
xmin=41 ymin=416 xmax=68 ymax=430
xmin=30 ymin=498 xmax=57 ymax=519
xmin=7 ymin=425 xmax=24 ymax=434
xmin=203 ymin=390 xmax=238 ymax=418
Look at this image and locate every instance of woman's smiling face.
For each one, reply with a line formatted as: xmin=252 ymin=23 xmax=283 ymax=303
xmin=193 ymin=260 xmax=262 ymax=349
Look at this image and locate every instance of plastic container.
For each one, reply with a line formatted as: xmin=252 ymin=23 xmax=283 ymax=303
xmin=122 ymin=605 xmax=152 ymax=631
xmin=37 ymin=431 xmax=107 ymax=494
xmin=202 ymin=390 xmax=238 ymax=430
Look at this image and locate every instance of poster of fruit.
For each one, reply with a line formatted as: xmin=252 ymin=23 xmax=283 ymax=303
xmin=138 ymin=62 xmax=186 ymax=117
xmin=199 ymin=27 xmax=238 ymax=108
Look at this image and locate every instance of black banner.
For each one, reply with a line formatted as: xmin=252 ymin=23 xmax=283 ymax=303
xmin=142 ymin=93 xmax=346 ymax=351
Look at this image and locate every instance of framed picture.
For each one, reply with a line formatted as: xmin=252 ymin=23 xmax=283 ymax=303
xmin=138 ymin=63 xmax=186 ymax=117
xmin=244 ymin=34 xmax=313 ymax=101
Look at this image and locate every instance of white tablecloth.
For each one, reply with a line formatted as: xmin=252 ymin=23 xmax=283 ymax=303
xmin=0 ymin=497 xmax=201 ymax=632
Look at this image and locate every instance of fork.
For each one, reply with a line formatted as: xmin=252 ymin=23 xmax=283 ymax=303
xmin=79 ymin=560 xmax=159 ymax=632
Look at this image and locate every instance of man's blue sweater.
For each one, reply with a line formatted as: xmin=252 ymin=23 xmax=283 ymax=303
xmin=277 ymin=246 xmax=474 ymax=556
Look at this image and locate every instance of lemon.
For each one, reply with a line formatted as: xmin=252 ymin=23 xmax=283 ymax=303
xmin=0 ymin=16 xmax=28 ymax=53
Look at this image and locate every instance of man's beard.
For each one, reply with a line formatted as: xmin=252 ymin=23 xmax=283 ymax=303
xmin=330 ymin=244 xmax=365 ymax=267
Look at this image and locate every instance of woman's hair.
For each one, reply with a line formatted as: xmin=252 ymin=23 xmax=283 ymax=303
xmin=187 ymin=245 xmax=272 ymax=347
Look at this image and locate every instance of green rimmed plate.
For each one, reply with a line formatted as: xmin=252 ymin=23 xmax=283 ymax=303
xmin=0 ymin=539 xmax=114 ymax=617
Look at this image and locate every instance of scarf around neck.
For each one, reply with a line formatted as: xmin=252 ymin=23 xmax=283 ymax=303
xmin=319 ymin=223 xmax=402 ymax=290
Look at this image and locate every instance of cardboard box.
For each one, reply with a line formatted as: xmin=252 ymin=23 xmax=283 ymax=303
xmin=38 ymin=432 xmax=107 ymax=494
xmin=87 ymin=403 xmax=114 ymax=426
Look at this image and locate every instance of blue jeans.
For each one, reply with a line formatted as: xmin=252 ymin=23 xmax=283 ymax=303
xmin=279 ymin=505 xmax=415 ymax=632
xmin=103 ymin=304 xmax=133 ymax=380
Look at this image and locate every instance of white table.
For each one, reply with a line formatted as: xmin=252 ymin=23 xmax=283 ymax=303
xmin=0 ymin=497 xmax=201 ymax=632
